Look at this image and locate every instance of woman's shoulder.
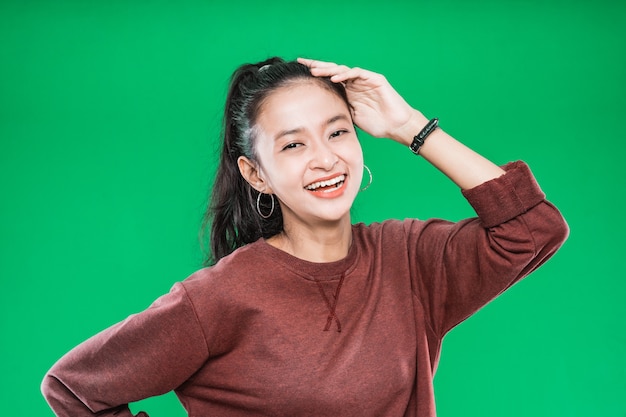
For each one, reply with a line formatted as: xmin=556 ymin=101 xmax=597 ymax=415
xmin=180 ymin=240 xmax=269 ymax=293
xmin=353 ymin=218 xmax=425 ymax=235
xmin=352 ymin=219 xmax=428 ymax=248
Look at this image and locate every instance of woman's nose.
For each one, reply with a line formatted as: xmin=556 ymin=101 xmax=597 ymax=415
xmin=310 ymin=141 xmax=338 ymax=170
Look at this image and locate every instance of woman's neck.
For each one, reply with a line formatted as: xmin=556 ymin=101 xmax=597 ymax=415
xmin=266 ymin=217 xmax=353 ymax=263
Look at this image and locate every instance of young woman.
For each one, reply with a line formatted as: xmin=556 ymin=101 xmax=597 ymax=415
xmin=42 ymin=57 xmax=568 ymax=417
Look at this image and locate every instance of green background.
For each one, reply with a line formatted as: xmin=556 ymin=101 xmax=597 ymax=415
xmin=1 ymin=1 xmax=624 ymax=416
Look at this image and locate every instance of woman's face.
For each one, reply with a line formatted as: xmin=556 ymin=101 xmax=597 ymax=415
xmin=250 ymin=81 xmax=363 ymax=229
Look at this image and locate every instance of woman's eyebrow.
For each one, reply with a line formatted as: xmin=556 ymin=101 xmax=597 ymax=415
xmin=274 ymin=127 xmax=303 ymax=141
xmin=325 ymin=114 xmax=350 ymax=126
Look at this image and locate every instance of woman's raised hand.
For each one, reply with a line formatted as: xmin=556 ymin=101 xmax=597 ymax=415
xmin=297 ymin=58 xmax=427 ymax=144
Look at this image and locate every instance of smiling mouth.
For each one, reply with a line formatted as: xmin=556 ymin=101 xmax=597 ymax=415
xmin=304 ymin=174 xmax=346 ymax=192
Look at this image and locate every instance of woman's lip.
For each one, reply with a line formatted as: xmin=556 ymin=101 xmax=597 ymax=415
xmin=303 ymin=173 xmax=346 ymax=189
xmin=306 ymin=176 xmax=348 ymax=198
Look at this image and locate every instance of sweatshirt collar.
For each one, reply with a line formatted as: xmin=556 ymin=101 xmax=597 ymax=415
xmin=253 ymin=229 xmax=359 ymax=281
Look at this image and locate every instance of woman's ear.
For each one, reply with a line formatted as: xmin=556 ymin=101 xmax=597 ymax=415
xmin=237 ymin=156 xmax=272 ymax=193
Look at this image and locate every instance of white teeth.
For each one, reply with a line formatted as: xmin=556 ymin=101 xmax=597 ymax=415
xmin=305 ymin=175 xmax=346 ymax=191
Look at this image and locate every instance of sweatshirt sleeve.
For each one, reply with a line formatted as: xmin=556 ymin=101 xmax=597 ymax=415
xmin=41 ymin=282 xmax=210 ymax=417
xmin=405 ymin=161 xmax=569 ymax=338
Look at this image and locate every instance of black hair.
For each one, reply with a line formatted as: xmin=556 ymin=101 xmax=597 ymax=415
xmin=202 ymin=57 xmax=350 ymax=265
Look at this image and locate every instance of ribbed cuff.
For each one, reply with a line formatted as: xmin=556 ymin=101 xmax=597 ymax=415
xmin=461 ymin=161 xmax=546 ymax=228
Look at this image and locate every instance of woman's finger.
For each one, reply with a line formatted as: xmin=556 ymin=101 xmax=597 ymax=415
xmin=298 ymin=58 xmax=354 ymax=78
xmin=327 ymin=66 xmax=361 ymax=82
xmin=309 ymin=65 xmax=352 ymax=78
xmin=297 ymin=57 xmax=337 ymax=68
xmin=330 ymin=67 xmax=381 ymax=86
xmin=298 ymin=58 xmax=381 ymax=88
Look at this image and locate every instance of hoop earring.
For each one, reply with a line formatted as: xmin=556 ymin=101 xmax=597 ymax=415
xmin=256 ymin=192 xmax=275 ymax=219
xmin=360 ymin=164 xmax=373 ymax=192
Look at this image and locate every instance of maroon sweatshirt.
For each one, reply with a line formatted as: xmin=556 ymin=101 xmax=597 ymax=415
xmin=41 ymin=161 xmax=568 ymax=416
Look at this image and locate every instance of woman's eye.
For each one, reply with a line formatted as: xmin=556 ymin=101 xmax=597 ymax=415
xmin=282 ymin=142 xmax=302 ymax=151
xmin=330 ymin=130 xmax=348 ymax=139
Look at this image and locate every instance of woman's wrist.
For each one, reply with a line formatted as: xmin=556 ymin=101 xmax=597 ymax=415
xmin=389 ymin=109 xmax=430 ymax=146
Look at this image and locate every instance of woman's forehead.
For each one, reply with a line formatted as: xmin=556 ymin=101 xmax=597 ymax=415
xmin=258 ymin=81 xmax=351 ymax=128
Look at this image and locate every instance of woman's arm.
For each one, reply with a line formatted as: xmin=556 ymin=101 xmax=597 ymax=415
xmin=406 ymin=161 xmax=569 ymax=336
xmin=41 ymin=283 xmax=209 ymax=417
xmin=298 ymin=58 xmax=504 ymax=189
xmin=389 ymin=111 xmax=506 ymax=190
xmin=299 ymin=58 xmax=569 ymax=335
